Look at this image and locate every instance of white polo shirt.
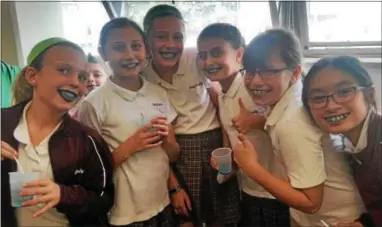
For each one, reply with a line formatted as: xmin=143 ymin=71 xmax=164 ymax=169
xmin=14 ymin=102 xmax=69 ymax=227
xmin=218 ymin=74 xmax=274 ymax=199
xmin=265 ymin=81 xmax=365 ymax=227
xmin=143 ymin=48 xmax=220 ymax=135
xmin=78 ymin=77 xmax=177 ymax=225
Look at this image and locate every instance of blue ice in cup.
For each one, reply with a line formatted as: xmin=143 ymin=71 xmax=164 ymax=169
xmin=9 ymin=172 xmax=40 ymax=207
xmin=212 ymin=148 xmax=232 ymax=175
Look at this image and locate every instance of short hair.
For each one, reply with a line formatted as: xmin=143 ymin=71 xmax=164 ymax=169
xmin=197 ymin=23 xmax=245 ymax=50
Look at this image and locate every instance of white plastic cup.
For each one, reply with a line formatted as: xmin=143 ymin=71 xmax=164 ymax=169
xmin=212 ymin=148 xmax=232 ymax=174
xmin=9 ymin=172 xmax=40 ymax=207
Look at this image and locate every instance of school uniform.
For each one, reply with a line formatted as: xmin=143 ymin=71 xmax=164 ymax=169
xmin=342 ymin=110 xmax=382 ymax=227
xmin=143 ymin=48 xmax=241 ymax=225
xmin=78 ymin=77 xmax=177 ymax=227
xmin=265 ymin=81 xmax=366 ymax=227
xmin=1 ymin=101 xmax=114 ymax=227
xmin=218 ymin=73 xmax=290 ymax=226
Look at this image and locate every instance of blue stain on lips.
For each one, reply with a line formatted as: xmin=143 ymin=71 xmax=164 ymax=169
xmin=57 ymin=89 xmax=78 ymax=102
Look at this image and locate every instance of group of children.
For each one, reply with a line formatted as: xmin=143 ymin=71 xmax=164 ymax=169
xmin=1 ymin=3 xmax=381 ymax=227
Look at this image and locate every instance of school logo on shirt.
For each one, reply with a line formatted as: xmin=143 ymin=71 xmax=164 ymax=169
xmin=189 ymin=81 xmax=203 ymax=89
xmin=152 ymin=102 xmax=165 ymax=114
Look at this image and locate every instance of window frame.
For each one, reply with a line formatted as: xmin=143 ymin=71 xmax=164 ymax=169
xmin=297 ymin=1 xmax=381 ymax=58
xmin=103 ymin=0 xmax=381 ymax=58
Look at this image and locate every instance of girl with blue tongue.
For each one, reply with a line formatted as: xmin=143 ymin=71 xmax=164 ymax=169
xmin=2 ymin=37 xmax=114 ymax=227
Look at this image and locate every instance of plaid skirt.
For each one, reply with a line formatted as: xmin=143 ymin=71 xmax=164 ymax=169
xmin=173 ymin=128 xmax=241 ymax=225
xmin=109 ymin=205 xmax=174 ymax=227
xmin=240 ymin=192 xmax=290 ymax=227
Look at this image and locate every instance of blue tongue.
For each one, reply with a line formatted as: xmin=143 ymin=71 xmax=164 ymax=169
xmin=58 ymin=90 xmax=77 ymax=102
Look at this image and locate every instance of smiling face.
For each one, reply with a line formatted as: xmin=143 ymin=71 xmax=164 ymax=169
xmin=101 ymin=26 xmax=147 ymax=79
xmin=307 ymin=67 xmax=370 ymax=134
xmin=197 ymin=37 xmax=243 ymax=81
xmin=86 ymin=62 xmax=107 ymax=93
xmin=244 ymin=53 xmax=300 ymax=106
xmin=25 ymin=45 xmax=88 ymax=113
xmin=147 ymin=16 xmax=185 ymax=69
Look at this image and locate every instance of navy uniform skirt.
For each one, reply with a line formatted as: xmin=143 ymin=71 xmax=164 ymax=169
xmin=173 ymin=128 xmax=241 ymax=226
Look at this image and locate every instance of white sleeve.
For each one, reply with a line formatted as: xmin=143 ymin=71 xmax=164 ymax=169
xmin=277 ymin=120 xmax=327 ymax=189
xmin=77 ymin=100 xmax=103 ymax=134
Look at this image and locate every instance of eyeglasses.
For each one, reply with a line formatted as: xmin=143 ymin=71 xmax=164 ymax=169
xmin=307 ymin=86 xmax=367 ymax=109
xmin=244 ymin=67 xmax=290 ymax=81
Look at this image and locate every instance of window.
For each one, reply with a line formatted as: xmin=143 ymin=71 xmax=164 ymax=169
xmin=61 ymin=1 xmax=110 ymax=55
xmin=120 ymin=1 xmax=273 ymax=47
xmin=307 ymin=2 xmax=381 ymax=45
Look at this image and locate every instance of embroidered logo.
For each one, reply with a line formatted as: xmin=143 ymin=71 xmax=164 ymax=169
xmin=152 ymin=103 xmax=165 ymax=114
xmin=74 ymin=169 xmax=85 ymax=175
xmin=189 ymin=81 xmax=203 ymax=89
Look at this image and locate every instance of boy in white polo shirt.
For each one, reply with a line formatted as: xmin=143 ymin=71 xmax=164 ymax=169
xmin=233 ymin=28 xmax=365 ymax=227
xmin=142 ymin=5 xmax=241 ymax=227
xmin=197 ymin=23 xmax=289 ymax=227
xmin=78 ymin=18 xmax=180 ymax=227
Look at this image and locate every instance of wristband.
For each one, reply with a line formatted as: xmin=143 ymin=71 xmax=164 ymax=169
xmin=169 ymin=185 xmax=182 ymax=194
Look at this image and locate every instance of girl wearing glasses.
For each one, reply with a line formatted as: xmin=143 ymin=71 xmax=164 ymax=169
xmin=233 ymin=29 xmax=365 ymax=227
xmin=302 ymin=56 xmax=381 ymax=227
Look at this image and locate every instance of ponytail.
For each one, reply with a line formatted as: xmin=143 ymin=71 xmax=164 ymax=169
xmin=11 ymin=67 xmax=33 ymax=105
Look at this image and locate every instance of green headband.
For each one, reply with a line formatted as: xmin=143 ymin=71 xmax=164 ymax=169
xmin=27 ymin=37 xmax=81 ymax=65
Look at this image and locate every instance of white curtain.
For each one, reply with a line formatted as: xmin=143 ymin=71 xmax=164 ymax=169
xmin=278 ymin=1 xmax=307 ymax=38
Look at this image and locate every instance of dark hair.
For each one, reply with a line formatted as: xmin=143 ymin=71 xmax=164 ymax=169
xmin=99 ymin=17 xmax=147 ymax=53
xmin=12 ymin=42 xmax=85 ymax=105
xmin=243 ymin=28 xmax=303 ymax=73
xmin=143 ymin=4 xmax=184 ymax=34
xmin=87 ymin=53 xmax=98 ymax=63
xmin=302 ymin=56 xmax=377 ymax=112
xmin=197 ymin=23 xmax=245 ymax=50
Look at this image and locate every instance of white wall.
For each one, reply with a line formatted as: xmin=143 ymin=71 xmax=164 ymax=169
xmin=11 ymin=2 xmax=65 ymax=66
xmin=1 ymin=1 xmax=21 ymax=65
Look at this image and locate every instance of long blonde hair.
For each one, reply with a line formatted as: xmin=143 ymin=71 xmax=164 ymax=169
xmin=11 ymin=67 xmax=33 ymax=105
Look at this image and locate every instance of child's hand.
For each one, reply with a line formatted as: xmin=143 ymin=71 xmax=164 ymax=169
xmin=130 ymin=123 xmax=162 ymax=153
xmin=210 ymin=156 xmax=219 ymax=171
xmin=171 ymin=188 xmax=192 ymax=217
xmin=1 ymin=141 xmax=18 ymax=161
xmin=231 ymin=97 xmax=252 ymax=134
xmin=151 ymin=116 xmax=169 ymax=137
xmin=233 ymin=134 xmax=259 ymax=174
xmin=21 ymin=178 xmax=61 ymax=217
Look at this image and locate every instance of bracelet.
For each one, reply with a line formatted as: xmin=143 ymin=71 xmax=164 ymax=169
xmin=169 ymin=185 xmax=182 ymax=194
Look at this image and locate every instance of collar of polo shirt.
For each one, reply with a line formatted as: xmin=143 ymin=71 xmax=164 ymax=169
xmin=106 ymin=76 xmax=148 ymax=101
xmin=220 ymin=73 xmax=242 ymax=99
xmin=265 ymin=81 xmax=302 ymax=129
xmin=144 ymin=55 xmax=187 ymax=89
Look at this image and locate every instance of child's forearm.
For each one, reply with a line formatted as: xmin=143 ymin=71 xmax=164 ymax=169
xmin=168 ymin=167 xmax=181 ymax=189
xmin=112 ymin=139 xmax=135 ymax=167
xmin=162 ymin=137 xmax=180 ymax=162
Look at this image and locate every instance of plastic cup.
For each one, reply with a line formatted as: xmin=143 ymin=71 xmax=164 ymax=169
xmin=9 ymin=172 xmax=40 ymax=207
xmin=212 ymin=148 xmax=232 ymax=175
xmin=140 ymin=114 xmax=157 ymax=132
